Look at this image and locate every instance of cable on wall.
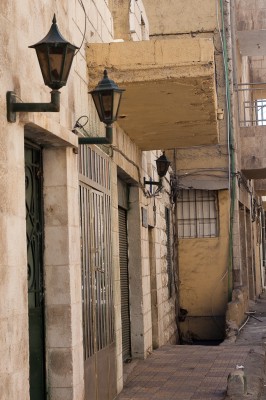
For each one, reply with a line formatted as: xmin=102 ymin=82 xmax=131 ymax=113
xmin=75 ymin=0 xmax=87 ymax=55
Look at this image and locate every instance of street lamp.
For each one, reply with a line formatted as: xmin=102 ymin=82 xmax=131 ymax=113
xmin=144 ymin=152 xmax=171 ymax=191
xmin=78 ymin=70 xmax=125 ymax=145
xmin=6 ymin=15 xmax=78 ymax=123
xmin=156 ymin=152 xmax=171 ymax=178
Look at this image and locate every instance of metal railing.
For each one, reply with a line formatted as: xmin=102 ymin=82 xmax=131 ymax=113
xmin=236 ymin=83 xmax=266 ymax=127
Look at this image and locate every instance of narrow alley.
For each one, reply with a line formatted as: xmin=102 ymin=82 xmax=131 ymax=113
xmin=116 ymin=294 xmax=266 ymax=400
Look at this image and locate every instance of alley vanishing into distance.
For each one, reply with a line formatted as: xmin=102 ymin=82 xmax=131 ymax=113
xmin=116 ymin=293 xmax=266 ymax=400
xmin=2 ymin=1 xmax=266 ymax=400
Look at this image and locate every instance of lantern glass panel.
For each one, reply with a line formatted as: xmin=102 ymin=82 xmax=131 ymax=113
xmin=61 ymin=46 xmax=76 ymax=83
xmin=35 ymin=44 xmax=50 ymax=86
xmin=91 ymin=92 xmax=103 ymax=121
xmin=101 ymin=91 xmax=113 ymax=121
xmin=156 ymin=162 xmax=167 ymax=177
xmin=113 ymin=91 xmax=121 ymax=119
xmin=49 ymin=46 xmax=64 ymax=82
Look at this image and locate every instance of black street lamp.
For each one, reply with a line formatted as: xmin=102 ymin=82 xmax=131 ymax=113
xmin=7 ymin=15 xmax=78 ymax=123
xmin=90 ymin=69 xmax=124 ymax=126
xmin=156 ymin=152 xmax=171 ymax=178
xmin=144 ymin=152 xmax=171 ymax=191
xmin=29 ymin=15 xmax=78 ymax=90
xmin=78 ymin=70 xmax=125 ymax=145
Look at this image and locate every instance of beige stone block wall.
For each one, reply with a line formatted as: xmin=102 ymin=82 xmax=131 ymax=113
xmin=129 ymin=0 xmax=149 ymax=41
xmin=143 ymin=0 xmax=218 ymax=36
xmin=240 ymin=126 xmax=266 ymax=176
xmin=0 ymin=119 xmax=29 ymax=399
xmin=236 ymin=0 xmax=266 ymax=31
xmin=112 ymin=126 xmax=176 ymax=360
xmin=1 ymin=0 xmax=177 ymax=398
xmin=0 ymin=0 xmax=114 ymax=397
xmin=109 ymin=0 xmax=149 ymax=41
xmin=43 ymin=147 xmax=84 ymax=400
xmin=153 ymin=194 xmax=176 ymax=346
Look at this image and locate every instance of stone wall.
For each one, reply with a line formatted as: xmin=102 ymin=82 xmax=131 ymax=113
xmin=142 ymin=0 xmax=217 ymax=36
xmin=0 ymin=1 xmax=177 ymax=399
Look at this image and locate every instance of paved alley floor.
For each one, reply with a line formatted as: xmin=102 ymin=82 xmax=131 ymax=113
xmin=116 ymin=345 xmax=251 ymax=400
xmin=116 ymin=294 xmax=266 ymax=400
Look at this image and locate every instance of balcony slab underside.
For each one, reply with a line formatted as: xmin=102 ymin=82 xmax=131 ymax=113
xmin=87 ymin=39 xmax=218 ymax=150
xmin=255 ymin=180 xmax=266 ymax=196
xmin=241 ymin=126 xmax=266 ymax=179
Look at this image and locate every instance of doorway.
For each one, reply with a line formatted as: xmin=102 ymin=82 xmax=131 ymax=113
xmin=79 ymin=145 xmax=116 ymax=400
xmin=25 ymin=142 xmax=46 ymax=400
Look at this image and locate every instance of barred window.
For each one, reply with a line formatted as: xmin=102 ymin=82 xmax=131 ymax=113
xmin=165 ymin=207 xmax=173 ymax=297
xmin=257 ymin=100 xmax=266 ymax=125
xmin=177 ymin=189 xmax=218 ymax=238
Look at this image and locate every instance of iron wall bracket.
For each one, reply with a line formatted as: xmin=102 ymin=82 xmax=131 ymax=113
xmin=6 ymin=90 xmax=60 ymax=123
xmin=78 ymin=125 xmax=113 ymax=145
xmin=144 ymin=178 xmax=162 ymax=186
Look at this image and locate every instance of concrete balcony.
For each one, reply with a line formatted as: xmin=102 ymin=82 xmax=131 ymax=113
xmin=241 ymin=126 xmax=266 ymax=179
xmin=255 ymin=180 xmax=266 ymax=196
xmin=87 ymin=38 xmax=218 ymax=150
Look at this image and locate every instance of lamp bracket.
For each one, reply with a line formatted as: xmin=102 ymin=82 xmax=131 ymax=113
xmin=6 ymin=90 xmax=60 ymax=123
xmin=78 ymin=125 xmax=113 ymax=145
xmin=144 ymin=178 xmax=161 ymax=186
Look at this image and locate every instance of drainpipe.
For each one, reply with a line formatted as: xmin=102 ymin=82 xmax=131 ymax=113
xmin=261 ymin=210 xmax=266 ymax=288
xmin=219 ymin=0 xmax=237 ymax=301
xmin=172 ymin=148 xmax=181 ymax=343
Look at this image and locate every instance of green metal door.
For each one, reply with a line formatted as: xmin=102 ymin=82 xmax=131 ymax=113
xmin=25 ymin=143 xmax=46 ymax=400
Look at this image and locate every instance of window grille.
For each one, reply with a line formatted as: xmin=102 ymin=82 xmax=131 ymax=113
xmin=256 ymin=100 xmax=266 ymax=125
xmin=177 ymin=189 xmax=218 ymax=238
xmin=165 ymin=207 xmax=173 ymax=297
xmin=79 ymin=146 xmax=113 ymax=360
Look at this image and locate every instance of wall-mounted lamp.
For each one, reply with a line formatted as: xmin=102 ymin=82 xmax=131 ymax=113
xmin=144 ymin=152 xmax=171 ymax=191
xmin=78 ymin=70 xmax=125 ymax=145
xmin=6 ymin=15 xmax=78 ymax=123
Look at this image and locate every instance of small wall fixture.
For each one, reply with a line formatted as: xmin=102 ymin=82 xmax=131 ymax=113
xmin=144 ymin=152 xmax=171 ymax=191
xmin=78 ymin=70 xmax=125 ymax=145
xmin=6 ymin=15 xmax=78 ymax=123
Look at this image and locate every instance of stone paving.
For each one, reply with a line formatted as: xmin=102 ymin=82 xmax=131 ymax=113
xmin=116 ymin=293 xmax=266 ymax=400
xmin=116 ymin=345 xmax=251 ymax=400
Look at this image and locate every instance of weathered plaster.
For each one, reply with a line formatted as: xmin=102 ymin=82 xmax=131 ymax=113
xmin=178 ymin=190 xmax=229 ymax=341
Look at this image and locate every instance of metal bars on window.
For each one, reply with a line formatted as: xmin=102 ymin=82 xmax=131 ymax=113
xmin=236 ymin=83 xmax=266 ymax=126
xmin=79 ymin=146 xmax=113 ymax=360
xmin=177 ymin=189 xmax=218 ymax=239
xmin=79 ymin=144 xmax=111 ymax=191
xmin=165 ymin=207 xmax=173 ymax=297
xmin=256 ymin=100 xmax=266 ymax=125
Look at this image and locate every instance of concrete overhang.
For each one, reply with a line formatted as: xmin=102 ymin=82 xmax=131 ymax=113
xmin=255 ymin=180 xmax=266 ymax=196
xmin=241 ymin=126 xmax=266 ymax=179
xmin=87 ymin=39 xmax=218 ymax=150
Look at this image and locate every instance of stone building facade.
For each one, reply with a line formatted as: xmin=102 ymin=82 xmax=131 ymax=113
xmin=142 ymin=0 xmax=265 ymax=342
xmin=1 ymin=1 xmax=266 ymax=400
xmin=0 ymin=1 xmax=177 ymax=400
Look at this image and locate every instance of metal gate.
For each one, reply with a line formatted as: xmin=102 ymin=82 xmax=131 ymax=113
xmin=79 ymin=145 xmax=116 ymax=400
xmin=25 ymin=142 xmax=46 ymax=400
xmin=118 ymin=207 xmax=131 ymax=361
